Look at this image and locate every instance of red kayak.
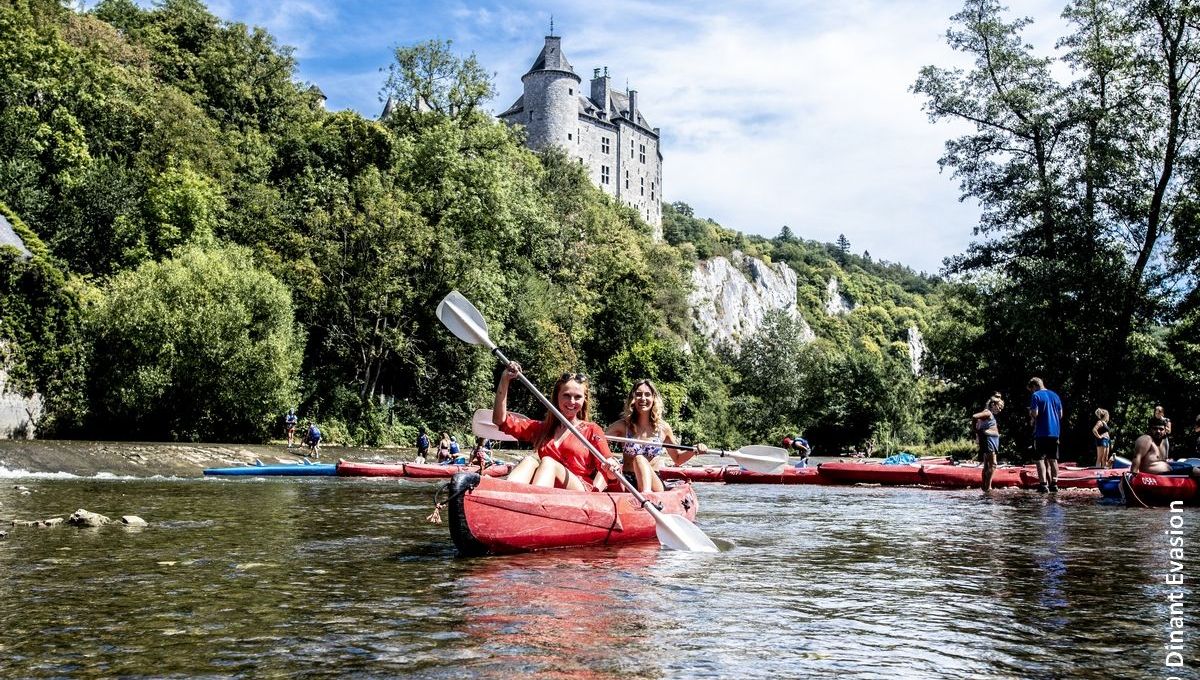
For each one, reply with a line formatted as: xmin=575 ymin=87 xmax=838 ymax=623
xmin=723 ymin=467 xmax=828 ymax=484
xmin=1018 ymin=467 xmax=1124 ymax=489
xmin=818 ymin=461 xmax=931 ymax=486
xmin=658 ymin=465 xmax=734 ymax=482
xmin=1123 ymin=473 xmax=1200 ymax=506
xmin=447 ymin=472 xmax=700 ymax=555
xmin=336 ymin=460 xmax=511 ymax=479
xmin=922 ymin=464 xmax=1028 ymax=489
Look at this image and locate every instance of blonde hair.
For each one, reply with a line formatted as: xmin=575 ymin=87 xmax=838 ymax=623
xmin=1095 ymin=408 xmax=1109 ymax=422
xmin=621 ymin=380 xmax=664 ymax=433
xmin=987 ymin=392 xmax=1004 ymax=412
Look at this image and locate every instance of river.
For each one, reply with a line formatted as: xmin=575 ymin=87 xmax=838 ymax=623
xmin=0 ymin=460 xmax=1195 ymax=678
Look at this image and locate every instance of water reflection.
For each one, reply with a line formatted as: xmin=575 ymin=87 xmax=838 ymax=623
xmin=449 ymin=545 xmax=661 ymax=678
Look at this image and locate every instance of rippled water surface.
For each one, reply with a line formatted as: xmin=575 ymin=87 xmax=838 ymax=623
xmin=1 ymin=461 xmax=1196 ymax=678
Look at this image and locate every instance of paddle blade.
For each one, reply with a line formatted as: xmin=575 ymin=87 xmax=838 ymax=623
xmin=471 ymin=409 xmax=518 ymax=442
xmin=651 ymin=508 xmax=719 ymax=553
xmin=728 ymin=445 xmax=789 ymax=474
xmin=436 ymin=291 xmax=493 ymax=348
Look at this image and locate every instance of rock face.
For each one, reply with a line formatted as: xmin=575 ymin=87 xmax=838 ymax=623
xmin=0 ymin=358 xmax=42 ymax=439
xmin=824 ymin=277 xmax=855 ymax=316
xmin=689 ymin=251 xmax=813 ymax=350
xmin=907 ymin=326 xmax=926 ymax=376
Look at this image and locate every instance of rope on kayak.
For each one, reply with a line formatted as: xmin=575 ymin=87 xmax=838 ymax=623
xmin=1121 ymin=473 xmax=1149 ymax=508
xmin=427 ymin=480 xmax=475 ymax=524
xmin=427 ymin=483 xmax=450 ymax=524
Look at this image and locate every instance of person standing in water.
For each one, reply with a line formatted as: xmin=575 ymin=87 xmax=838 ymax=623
xmin=972 ymin=393 xmax=1004 ymax=492
xmin=1027 ymin=377 xmax=1063 ymax=493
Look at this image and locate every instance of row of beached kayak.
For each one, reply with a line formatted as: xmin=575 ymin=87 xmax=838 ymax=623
xmin=202 ymin=459 xmax=513 ymax=479
xmin=202 ymin=457 xmax=1141 ymax=494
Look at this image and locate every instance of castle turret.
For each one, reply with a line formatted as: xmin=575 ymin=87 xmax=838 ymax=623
xmin=520 ymin=36 xmax=581 ymax=149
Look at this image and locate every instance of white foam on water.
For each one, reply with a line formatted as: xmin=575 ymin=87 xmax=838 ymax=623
xmin=0 ymin=465 xmax=81 ymax=479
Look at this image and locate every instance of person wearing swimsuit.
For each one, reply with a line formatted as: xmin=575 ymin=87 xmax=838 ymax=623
xmin=605 ymin=380 xmax=707 ymax=493
xmin=1092 ymin=408 xmax=1112 ymax=468
xmin=972 ymin=393 xmax=1004 ymax=492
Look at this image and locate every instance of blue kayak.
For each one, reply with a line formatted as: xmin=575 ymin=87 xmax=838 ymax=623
xmin=203 ymin=459 xmax=337 ymax=476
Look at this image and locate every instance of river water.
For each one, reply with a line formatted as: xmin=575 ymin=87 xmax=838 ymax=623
xmin=0 ymin=462 xmax=1195 ymax=679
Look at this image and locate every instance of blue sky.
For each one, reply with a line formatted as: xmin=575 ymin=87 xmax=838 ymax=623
xmin=135 ymin=0 xmax=1068 ymax=273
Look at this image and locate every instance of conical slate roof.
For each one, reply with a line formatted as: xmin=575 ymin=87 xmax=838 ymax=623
xmin=524 ymin=36 xmax=575 ymax=75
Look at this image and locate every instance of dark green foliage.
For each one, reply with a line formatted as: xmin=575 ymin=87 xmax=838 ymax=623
xmin=88 ymin=243 xmax=302 ymax=441
xmin=913 ymin=0 xmax=1200 ymax=453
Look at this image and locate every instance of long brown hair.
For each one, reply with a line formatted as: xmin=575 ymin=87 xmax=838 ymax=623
xmin=621 ymin=379 xmax=663 ymax=435
xmin=534 ymin=373 xmax=592 ymax=449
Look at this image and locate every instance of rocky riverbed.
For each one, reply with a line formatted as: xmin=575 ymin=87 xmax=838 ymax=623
xmin=0 ymin=439 xmax=414 ymax=477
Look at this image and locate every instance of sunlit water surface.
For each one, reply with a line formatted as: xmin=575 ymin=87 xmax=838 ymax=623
xmin=0 ymin=463 xmax=1195 ymax=678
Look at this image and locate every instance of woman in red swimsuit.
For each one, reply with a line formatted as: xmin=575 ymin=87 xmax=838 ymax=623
xmin=492 ymin=363 xmax=619 ymax=491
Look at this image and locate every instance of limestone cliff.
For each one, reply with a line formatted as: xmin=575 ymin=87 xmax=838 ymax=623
xmin=689 ymin=251 xmax=813 ymax=349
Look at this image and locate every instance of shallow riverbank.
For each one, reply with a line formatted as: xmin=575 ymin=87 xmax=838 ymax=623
xmin=0 ymin=439 xmax=414 ymax=477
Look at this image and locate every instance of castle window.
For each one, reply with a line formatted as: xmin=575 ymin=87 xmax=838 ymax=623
xmin=639 ymin=144 xmax=646 ymax=163
xmin=569 ymin=88 xmax=573 ymax=95
xmin=601 ymin=165 xmax=610 ymax=184
xmin=640 ymin=177 xmax=645 ymax=195
xmin=601 ymin=137 xmax=610 ymax=154
xmin=568 ymin=133 xmax=572 ymax=140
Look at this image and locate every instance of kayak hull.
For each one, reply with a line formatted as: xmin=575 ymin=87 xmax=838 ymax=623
xmin=203 ymin=462 xmax=337 ymax=476
xmin=1125 ymin=473 xmax=1200 ymax=506
xmin=723 ymin=467 xmax=828 ymax=484
xmin=1018 ymin=467 xmax=1124 ymax=489
xmin=817 ymin=462 xmax=926 ymax=486
xmin=336 ymin=460 xmax=511 ymax=479
xmin=657 ymin=465 xmax=734 ymax=482
xmin=447 ymin=473 xmax=700 ymax=556
xmin=922 ymin=465 xmax=1028 ymax=489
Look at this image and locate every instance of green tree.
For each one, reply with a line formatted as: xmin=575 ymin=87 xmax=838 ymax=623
xmin=913 ymin=0 xmax=1200 ymax=433
xmin=88 ymin=243 xmax=302 ymax=441
xmin=380 ymin=39 xmax=496 ymax=126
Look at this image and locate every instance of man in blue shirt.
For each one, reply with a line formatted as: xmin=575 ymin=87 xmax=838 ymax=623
xmin=1027 ymin=377 xmax=1063 ymax=492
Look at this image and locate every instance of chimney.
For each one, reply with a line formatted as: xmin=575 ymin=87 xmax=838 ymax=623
xmin=591 ymin=67 xmax=610 ymax=114
xmin=628 ymin=89 xmax=638 ymax=122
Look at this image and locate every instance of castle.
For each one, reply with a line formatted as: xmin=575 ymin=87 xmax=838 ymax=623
xmin=498 ymin=36 xmax=663 ymax=231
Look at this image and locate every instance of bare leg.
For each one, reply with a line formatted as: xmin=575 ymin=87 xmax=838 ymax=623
xmin=633 ymin=456 xmax=663 ymax=493
xmin=1045 ymin=457 xmax=1058 ymax=487
xmin=506 ymin=455 xmax=540 ymax=484
xmin=1035 ymin=459 xmax=1048 ymax=489
xmin=981 ymin=452 xmax=995 ymax=492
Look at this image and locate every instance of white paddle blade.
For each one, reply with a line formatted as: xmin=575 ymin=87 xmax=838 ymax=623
xmin=471 ymin=409 xmax=518 ymax=442
xmin=651 ymin=509 xmax=719 ymax=552
xmin=436 ymin=291 xmax=493 ymax=348
xmin=729 ymin=445 xmax=790 ymax=474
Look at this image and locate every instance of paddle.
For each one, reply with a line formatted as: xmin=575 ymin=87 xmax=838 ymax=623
xmin=472 ymin=410 xmax=786 ymax=474
xmin=438 ymin=291 xmax=719 ymax=553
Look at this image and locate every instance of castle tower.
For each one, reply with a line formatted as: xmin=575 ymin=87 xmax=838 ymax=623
xmin=518 ymin=36 xmax=581 ymax=149
xmin=498 ymin=35 xmax=663 ymax=235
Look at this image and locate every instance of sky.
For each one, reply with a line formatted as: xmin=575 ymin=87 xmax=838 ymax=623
xmin=177 ymin=0 xmax=1068 ymax=273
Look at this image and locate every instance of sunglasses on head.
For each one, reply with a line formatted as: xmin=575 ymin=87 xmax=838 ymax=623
xmin=560 ymin=372 xmax=588 ymax=383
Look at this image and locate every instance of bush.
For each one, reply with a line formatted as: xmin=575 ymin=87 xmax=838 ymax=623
xmin=88 ymin=242 xmax=302 ymax=441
